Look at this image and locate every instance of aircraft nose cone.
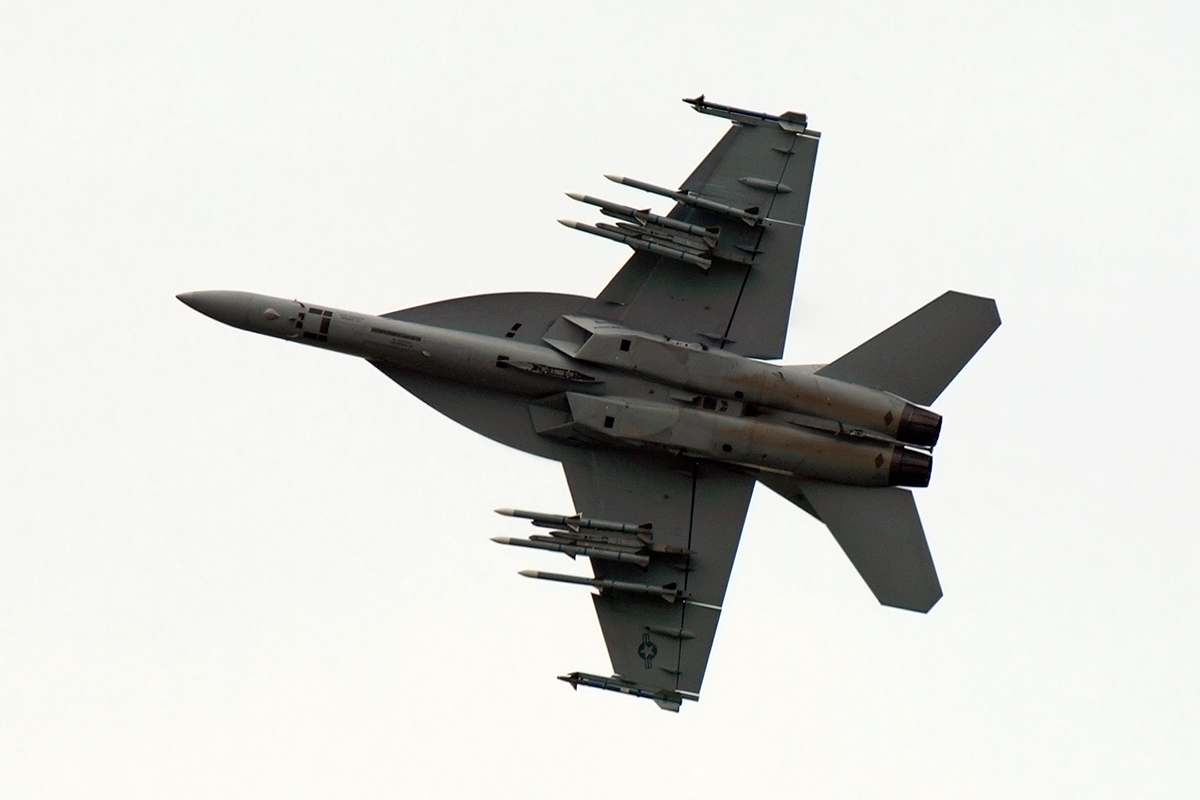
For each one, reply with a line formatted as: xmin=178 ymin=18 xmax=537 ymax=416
xmin=176 ymin=290 xmax=251 ymax=329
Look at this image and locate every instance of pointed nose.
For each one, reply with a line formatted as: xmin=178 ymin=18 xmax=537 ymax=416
xmin=176 ymin=290 xmax=252 ymax=329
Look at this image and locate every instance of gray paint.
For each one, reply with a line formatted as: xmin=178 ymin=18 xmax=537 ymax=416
xmin=177 ymin=98 xmax=999 ymax=711
xmin=580 ymin=101 xmax=821 ymax=359
xmin=798 ymin=482 xmax=942 ymax=613
xmin=816 ymin=291 xmax=1002 ymax=405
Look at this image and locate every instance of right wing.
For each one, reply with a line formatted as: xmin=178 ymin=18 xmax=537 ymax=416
xmin=575 ymin=97 xmax=820 ymax=359
xmin=551 ymin=450 xmax=755 ymax=711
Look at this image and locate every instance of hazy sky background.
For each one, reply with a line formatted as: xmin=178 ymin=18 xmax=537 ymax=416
xmin=3 ymin=2 xmax=1198 ymax=797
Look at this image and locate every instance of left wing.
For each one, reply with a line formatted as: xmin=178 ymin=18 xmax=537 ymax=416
xmin=574 ymin=97 xmax=820 ymax=359
xmin=543 ymin=450 xmax=754 ymax=711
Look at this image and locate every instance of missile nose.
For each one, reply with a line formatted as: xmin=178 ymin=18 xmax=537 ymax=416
xmin=176 ymin=290 xmax=251 ymax=329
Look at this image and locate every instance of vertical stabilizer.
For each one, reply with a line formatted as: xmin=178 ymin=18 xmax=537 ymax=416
xmin=815 ymin=291 xmax=1000 ymax=405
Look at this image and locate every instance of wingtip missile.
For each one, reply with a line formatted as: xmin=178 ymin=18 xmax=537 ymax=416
xmin=494 ymin=508 xmax=516 ymax=517
xmin=564 ymin=192 xmax=586 ymax=201
xmin=557 ymin=671 xmax=688 ymax=712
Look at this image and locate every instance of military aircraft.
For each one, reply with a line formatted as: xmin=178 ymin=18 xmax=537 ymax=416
xmin=178 ymin=96 xmax=1000 ymax=712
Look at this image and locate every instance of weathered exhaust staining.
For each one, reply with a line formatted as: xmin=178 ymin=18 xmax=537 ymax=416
xmin=541 ymin=314 xmax=942 ymax=447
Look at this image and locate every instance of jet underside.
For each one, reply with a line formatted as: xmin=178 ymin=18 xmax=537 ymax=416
xmin=179 ymin=97 xmax=1000 ymax=711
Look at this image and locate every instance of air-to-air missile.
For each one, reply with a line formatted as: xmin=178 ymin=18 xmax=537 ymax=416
xmin=490 ymin=537 xmax=650 ymax=568
xmin=494 ymin=507 xmax=653 ymax=536
xmin=565 ymin=192 xmax=719 ymax=242
xmin=604 ymin=175 xmax=766 ymax=226
xmin=557 ymin=219 xmax=713 ymax=270
xmin=557 ymin=671 xmax=686 ymax=712
xmin=518 ymin=570 xmax=686 ymax=601
xmin=491 ymin=506 xmax=697 ymax=568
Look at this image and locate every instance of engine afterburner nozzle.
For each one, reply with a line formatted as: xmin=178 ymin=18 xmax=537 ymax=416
xmin=897 ymin=404 xmax=942 ymax=448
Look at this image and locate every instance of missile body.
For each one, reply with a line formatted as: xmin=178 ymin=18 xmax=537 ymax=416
xmin=558 ymin=671 xmax=688 ymax=712
xmin=559 ymin=219 xmax=712 ymax=269
xmin=518 ymin=570 xmax=687 ymax=600
xmin=494 ymin=507 xmax=651 ymax=535
xmin=490 ymin=536 xmax=650 ymax=567
xmin=604 ymin=174 xmax=763 ymax=225
xmin=565 ymin=192 xmax=719 ymax=239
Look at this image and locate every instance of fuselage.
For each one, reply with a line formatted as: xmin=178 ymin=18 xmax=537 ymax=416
xmin=177 ymin=290 xmax=934 ymax=488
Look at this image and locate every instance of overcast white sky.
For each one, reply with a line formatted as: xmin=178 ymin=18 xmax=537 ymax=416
xmin=3 ymin=2 xmax=1198 ymax=797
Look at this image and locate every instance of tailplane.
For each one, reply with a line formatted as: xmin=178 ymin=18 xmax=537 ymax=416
xmin=759 ymin=475 xmax=941 ymax=612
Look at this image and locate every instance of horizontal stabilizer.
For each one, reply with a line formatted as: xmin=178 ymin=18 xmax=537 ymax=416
xmin=816 ymin=291 xmax=1000 ymax=405
xmin=798 ymin=481 xmax=941 ymax=613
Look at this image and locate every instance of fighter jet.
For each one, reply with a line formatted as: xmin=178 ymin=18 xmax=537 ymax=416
xmin=179 ymin=97 xmax=1000 ymax=712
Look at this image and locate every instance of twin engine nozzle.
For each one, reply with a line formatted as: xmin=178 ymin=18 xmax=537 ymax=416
xmin=897 ymin=404 xmax=942 ymax=448
xmin=890 ymin=447 xmax=932 ymax=488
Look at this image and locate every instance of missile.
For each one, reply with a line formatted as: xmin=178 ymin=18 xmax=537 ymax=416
xmin=530 ymin=532 xmax=692 ymax=557
xmin=595 ymin=222 xmax=709 ymax=255
xmin=558 ymin=219 xmax=712 ymax=270
xmin=682 ymin=95 xmax=810 ymax=133
xmin=518 ymin=570 xmax=687 ymax=601
xmin=529 ymin=532 xmax=642 ymax=551
xmin=604 ymin=174 xmax=763 ymax=226
xmin=557 ymin=671 xmax=687 ymax=711
xmin=565 ymin=192 xmax=720 ymax=241
xmin=490 ymin=536 xmax=650 ymax=568
xmin=495 ymin=508 xmax=653 ymax=537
